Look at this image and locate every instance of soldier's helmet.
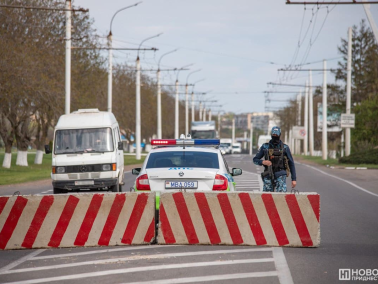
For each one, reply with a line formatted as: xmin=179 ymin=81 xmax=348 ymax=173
xmin=271 ymin=126 xmax=281 ymax=136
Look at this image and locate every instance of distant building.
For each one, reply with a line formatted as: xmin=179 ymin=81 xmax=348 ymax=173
xmin=234 ymin=112 xmax=280 ymax=134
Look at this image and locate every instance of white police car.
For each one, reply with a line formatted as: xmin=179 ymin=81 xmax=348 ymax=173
xmin=132 ymin=136 xmax=242 ymax=208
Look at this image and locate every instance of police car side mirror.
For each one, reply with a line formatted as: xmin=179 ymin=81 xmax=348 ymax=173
xmin=231 ymin=168 xmax=242 ymax=176
xmin=44 ymin=145 xmax=51 ymax=154
xmin=132 ymin=168 xmax=141 ymax=175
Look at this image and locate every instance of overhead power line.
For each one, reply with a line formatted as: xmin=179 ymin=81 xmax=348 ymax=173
xmin=0 ymin=4 xmax=88 ymax=12
xmin=287 ymin=1 xmax=378 ymax=4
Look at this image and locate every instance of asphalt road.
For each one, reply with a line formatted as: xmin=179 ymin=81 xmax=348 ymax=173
xmin=0 ymin=154 xmax=377 ymax=284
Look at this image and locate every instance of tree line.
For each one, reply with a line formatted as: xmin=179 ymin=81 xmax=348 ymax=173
xmin=0 ymin=0 xmax=193 ymax=168
xmin=276 ymin=20 xmax=378 ymax=155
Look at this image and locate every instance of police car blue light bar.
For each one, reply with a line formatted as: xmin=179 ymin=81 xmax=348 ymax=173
xmin=151 ymin=139 xmax=220 ymax=146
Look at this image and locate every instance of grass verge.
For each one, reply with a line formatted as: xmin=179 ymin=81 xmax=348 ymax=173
xmin=0 ymin=153 xmax=146 ymax=186
xmin=295 ymin=155 xmax=378 ymax=169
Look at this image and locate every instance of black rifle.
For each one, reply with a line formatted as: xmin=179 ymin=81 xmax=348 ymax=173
xmin=261 ymin=149 xmax=275 ymax=191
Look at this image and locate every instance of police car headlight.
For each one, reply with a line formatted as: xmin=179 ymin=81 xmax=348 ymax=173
xmin=56 ymin=166 xmax=65 ymax=174
xmin=102 ymin=164 xmax=111 ymax=171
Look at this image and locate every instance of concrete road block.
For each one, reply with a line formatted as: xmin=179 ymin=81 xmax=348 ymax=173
xmin=158 ymin=192 xmax=320 ymax=247
xmin=0 ymin=192 xmax=155 ymax=250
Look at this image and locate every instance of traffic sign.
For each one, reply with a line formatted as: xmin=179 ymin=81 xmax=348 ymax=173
xmin=341 ymin=114 xmax=355 ymax=128
xmin=293 ymin=126 xmax=306 ymax=139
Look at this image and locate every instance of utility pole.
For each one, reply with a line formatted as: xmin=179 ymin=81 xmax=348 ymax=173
xmin=346 ymin=27 xmax=352 ymax=156
xmin=136 ymin=33 xmax=162 ymax=159
xmin=185 ymin=84 xmax=189 ymax=135
xmin=65 ymin=0 xmax=71 ymax=114
xmin=250 ymin=123 xmax=253 ymax=156
xmin=232 ymin=118 xmax=235 ymax=144
xmin=199 ymin=102 xmax=203 ymax=120
xmin=296 ymin=90 xmax=302 ymax=155
xmin=175 ymin=79 xmax=179 ymax=138
xmin=174 ymin=64 xmax=192 ymax=139
xmin=203 ymin=108 xmax=206 ymax=121
xmin=107 ymin=3 xmax=142 ymax=113
xmin=136 ymin=56 xmax=141 ymax=159
xmin=304 ymin=81 xmax=309 ymax=155
xmin=208 ymin=109 xmax=212 ymax=121
xmin=185 ymin=69 xmax=201 ymax=135
xmin=289 ymin=128 xmax=293 ymax=151
xmin=341 ymin=131 xmax=345 ymax=157
xmin=157 ymin=68 xmax=161 ymax=138
xmin=191 ymin=92 xmax=195 ymax=122
xmin=107 ymin=33 xmax=112 ymax=112
xmin=157 ymin=49 xmax=177 ymax=139
xmin=243 ymin=131 xmax=247 ymax=151
xmin=322 ymin=60 xmax=328 ymax=160
xmin=309 ymin=70 xmax=314 ymax=156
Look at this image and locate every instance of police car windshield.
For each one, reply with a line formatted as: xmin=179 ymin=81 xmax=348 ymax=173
xmin=146 ymin=151 xmax=219 ymax=169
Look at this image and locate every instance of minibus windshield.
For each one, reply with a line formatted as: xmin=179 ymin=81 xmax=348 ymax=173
xmin=54 ymin=128 xmax=114 ymax=154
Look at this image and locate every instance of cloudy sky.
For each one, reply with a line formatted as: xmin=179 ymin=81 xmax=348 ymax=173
xmin=75 ymin=0 xmax=377 ymax=114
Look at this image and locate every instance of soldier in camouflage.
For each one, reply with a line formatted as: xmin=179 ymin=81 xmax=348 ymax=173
xmin=253 ymin=126 xmax=297 ymax=192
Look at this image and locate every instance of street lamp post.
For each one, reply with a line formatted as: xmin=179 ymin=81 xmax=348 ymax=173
xmin=157 ymin=49 xmax=178 ymax=138
xmin=185 ymin=69 xmax=201 ymax=135
xmin=175 ymin=64 xmax=193 ymax=138
xmin=136 ymin=33 xmax=162 ymax=160
xmin=65 ymin=0 xmax=71 ymax=114
xmin=107 ymin=2 xmax=142 ymax=113
xmin=190 ymin=79 xmax=206 ymax=124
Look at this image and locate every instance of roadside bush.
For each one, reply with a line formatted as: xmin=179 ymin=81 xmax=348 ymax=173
xmin=339 ymin=148 xmax=378 ymax=164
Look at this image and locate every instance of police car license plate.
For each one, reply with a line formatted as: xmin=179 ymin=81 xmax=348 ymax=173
xmin=165 ymin=181 xmax=198 ymax=189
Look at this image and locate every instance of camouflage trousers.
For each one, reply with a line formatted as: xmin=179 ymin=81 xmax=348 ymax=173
xmin=263 ymin=174 xmax=287 ymax=192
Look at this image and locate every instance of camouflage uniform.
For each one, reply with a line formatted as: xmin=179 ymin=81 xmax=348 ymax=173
xmin=263 ymin=175 xmax=287 ymax=192
xmin=253 ymin=127 xmax=296 ymax=193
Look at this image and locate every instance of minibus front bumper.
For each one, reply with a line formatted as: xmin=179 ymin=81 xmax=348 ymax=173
xmin=52 ymin=178 xmax=118 ymax=191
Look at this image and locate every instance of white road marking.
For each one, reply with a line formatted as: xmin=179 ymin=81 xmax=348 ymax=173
xmin=122 ymin=271 xmax=279 ymax=284
xmin=32 ymin=245 xmax=183 ymax=260
xmin=273 ymin=247 xmax=294 ymax=284
xmin=241 ymin=171 xmax=263 ymax=191
xmin=302 ymin=164 xmax=378 ymax=198
xmin=0 ymin=249 xmax=45 ymax=273
xmin=2 ymin=258 xmax=275 ymax=284
xmin=237 ymin=187 xmax=261 ymax=189
xmin=2 ymin=248 xmax=273 ymax=275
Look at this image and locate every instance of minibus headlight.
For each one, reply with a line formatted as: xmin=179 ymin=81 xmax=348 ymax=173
xmin=102 ymin=164 xmax=111 ymax=171
xmin=56 ymin=167 xmax=66 ymax=174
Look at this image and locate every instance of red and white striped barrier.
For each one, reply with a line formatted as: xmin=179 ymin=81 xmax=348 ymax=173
xmin=0 ymin=192 xmax=155 ymax=250
xmin=158 ymin=192 xmax=320 ymax=247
